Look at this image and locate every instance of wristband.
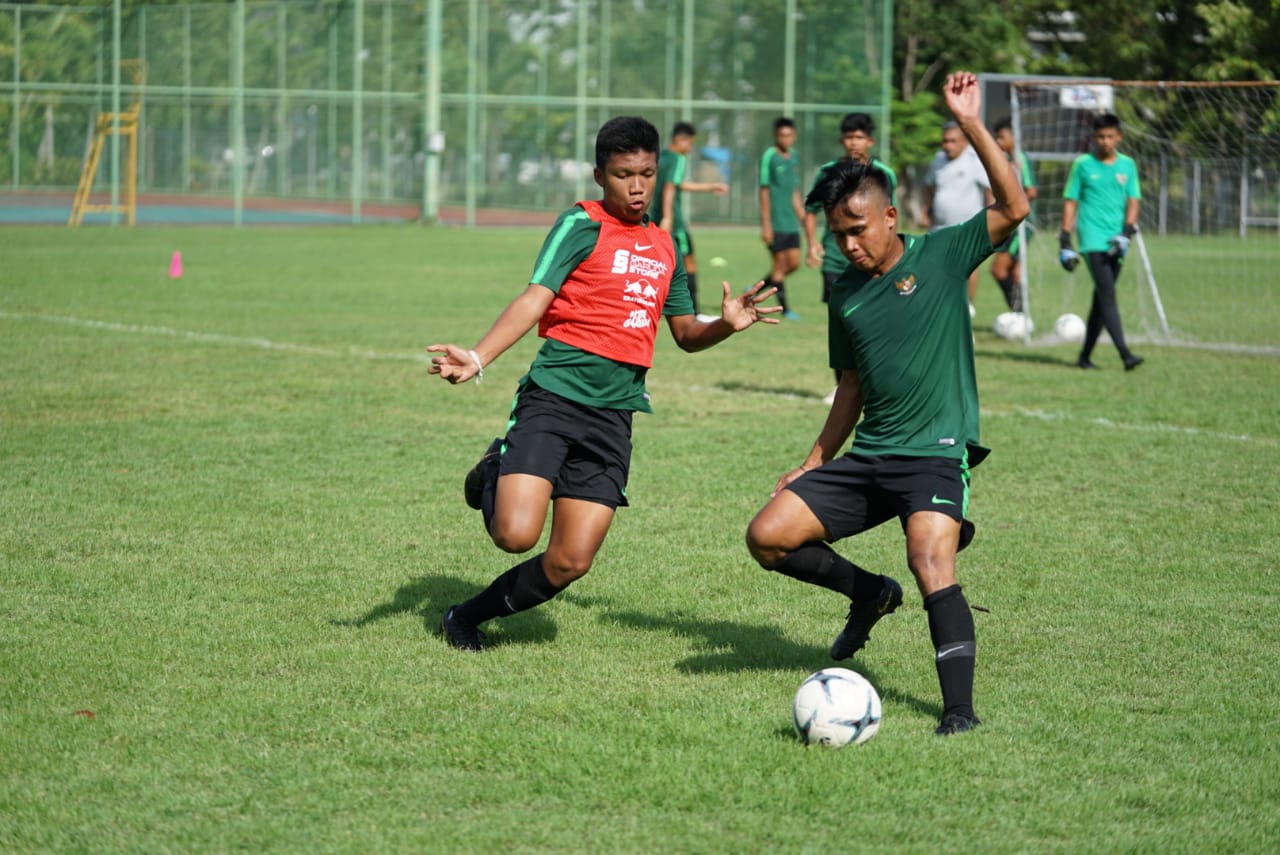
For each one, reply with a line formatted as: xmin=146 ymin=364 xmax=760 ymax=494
xmin=1122 ymin=223 xmax=1137 ymax=238
xmin=467 ymin=349 xmax=484 ymax=383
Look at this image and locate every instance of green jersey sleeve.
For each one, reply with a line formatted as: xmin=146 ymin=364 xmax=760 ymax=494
xmin=528 ymin=207 xmax=600 ymax=292
xmin=662 ymin=252 xmax=693 ymax=317
xmin=759 ymin=149 xmax=774 ymax=188
xmin=930 ymin=208 xmax=996 ymax=275
xmin=672 ymin=152 xmax=687 ymax=186
xmin=1018 ymin=151 xmax=1035 ymax=189
xmin=1121 ymin=155 xmax=1142 ymax=199
xmin=1063 ymin=155 xmax=1086 ymax=201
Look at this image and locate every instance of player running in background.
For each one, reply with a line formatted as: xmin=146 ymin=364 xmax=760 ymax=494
xmin=651 ymin=121 xmax=730 ymax=313
xmin=1059 ymin=113 xmax=1144 ymax=371
xmin=922 ymin=120 xmax=994 ymax=316
xmin=759 ymin=117 xmax=806 ymax=319
xmin=989 ymin=117 xmax=1037 ymax=312
xmin=745 ymin=72 xmax=1029 ymax=736
xmin=803 ymin=112 xmax=898 ymax=404
xmin=427 ymin=116 xmax=779 ymax=652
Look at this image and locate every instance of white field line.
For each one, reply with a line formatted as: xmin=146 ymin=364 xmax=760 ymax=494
xmin=0 ymin=309 xmax=432 ymax=364
xmin=5 ymin=309 xmax=1275 ymax=447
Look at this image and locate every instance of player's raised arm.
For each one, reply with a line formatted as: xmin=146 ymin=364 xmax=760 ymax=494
xmin=942 ymin=71 xmax=1029 ymax=247
xmin=427 ymin=284 xmax=555 ymax=384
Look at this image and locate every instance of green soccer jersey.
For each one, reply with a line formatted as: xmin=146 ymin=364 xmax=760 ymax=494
xmin=1016 ymin=150 xmax=1035 ymax=190
xmin=1064 ymin=152 xmax=1141 ymax=253
xmin=650 ymin=149 xmax=688 ymax=233
xmin=827 ymin=210 xmax=994 ymax=462
xmin=806 ymin=157 xmax=899 ymax=276
xmin=524 ymin=206 xmax=693 ymax=413
xmin=759 ymin=146 xmax=801 ymax=233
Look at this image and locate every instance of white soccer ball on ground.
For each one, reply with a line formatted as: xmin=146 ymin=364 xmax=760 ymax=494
xmin=1053 ymin=312 xmax=1087 ymax=343
xmin=792 ymin=667 xmax=882 ymax=748
xmin=709 ymin=256 xmax=728 ymax=267
xmin=993 ymin=311 xmax=1034 ymax=340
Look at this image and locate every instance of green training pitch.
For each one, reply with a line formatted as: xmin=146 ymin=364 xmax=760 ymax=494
xmin=2 ymin=224 xmax=1278 ymax=853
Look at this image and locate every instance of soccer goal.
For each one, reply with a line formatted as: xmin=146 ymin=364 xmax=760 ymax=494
xmin=1008 ymin=79 xmax=1280 ymax=355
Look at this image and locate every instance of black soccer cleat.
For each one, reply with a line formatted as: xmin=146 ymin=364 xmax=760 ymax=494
xmin=1077 ymin=356 xmax=1099 ymax=370
xmin=830 ymin=575 xmax=903 ymax=661
xmin=1123 ymin=354 xmax=1145 ymax=371
xmin=463 ymin=437 xmax=503 ymax=510
xmin=438 ymin=606 xmax=485 ymax=652
xmin=935 ymin=712 xmax=982 ymax=736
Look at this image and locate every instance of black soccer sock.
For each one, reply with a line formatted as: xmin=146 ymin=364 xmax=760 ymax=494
xmin=997 ymin=274 xmax=1021 ymax=312
xmin=453 ymin=553 xmax=563 ymax=626
xmin=924 ymin=584 xmax=977 ymax=720
xmin=772 ymin=543 xmax=881 ymax=601
xmin=686 ymin=271 xmax=699 ymax=312
xmin=763 ymin=277 xmax=788 ymax=311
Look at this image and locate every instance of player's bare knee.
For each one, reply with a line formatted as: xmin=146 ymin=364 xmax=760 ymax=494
xmin=489 ymin=521 xmax=540 ymax=554
xmin=906 ymin=549 xmax=956 ymax=593
xmin=745 ymin=516 xmax=789 ymax=569
xmin=543 ymin=552 xmax=592 ymax=585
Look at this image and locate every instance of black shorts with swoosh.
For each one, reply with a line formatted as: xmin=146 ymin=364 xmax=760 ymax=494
xmin=786 ymin=453 xmax=975 ymax=550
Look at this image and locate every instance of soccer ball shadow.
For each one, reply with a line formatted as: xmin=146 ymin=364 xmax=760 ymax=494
xmin=329 ymin=573 xmax=558 ymax=648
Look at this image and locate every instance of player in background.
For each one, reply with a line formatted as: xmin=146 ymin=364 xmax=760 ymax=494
xmin=989 ymin=117 xmax=1037 ymax=312
xmin=651 ymin=121 xmax=730 ymax=313
xmin=803 ymin=112 xmax=898 ymax=404
xmin=922 ymin=120 xmax=994 ymax=316
xmin=427 ymin=116 xmax=779 ymax=652
xmin=759 ymin=117 xmax=806 ymax=319
xmin=745 ymin=72 xmax=1029 ymax=736
xmin=1059 ymin=113 xmax=1144 ymax=370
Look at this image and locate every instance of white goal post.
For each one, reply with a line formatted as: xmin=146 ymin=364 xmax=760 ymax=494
xmin=977 ymin=75 xmax=1280 ymax=354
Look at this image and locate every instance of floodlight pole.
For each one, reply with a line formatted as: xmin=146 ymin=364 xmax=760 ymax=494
xmin=422 ymin=0 xmax=442 ymax=223
xmin=110 ymin=0 xmax=121 ymax=226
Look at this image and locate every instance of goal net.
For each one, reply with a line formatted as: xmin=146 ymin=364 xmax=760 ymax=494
xmin=1009 ymin=80 xmax=1280 ymax=355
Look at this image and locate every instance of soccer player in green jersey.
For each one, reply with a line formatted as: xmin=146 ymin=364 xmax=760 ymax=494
xmin=990 ymin=117 xmax=1037 ymax=312
xmin=427 ymin=116 xmax=778 ymax=652
xmin=802 ymin=112 xmax=898 ymax=403
xmin=759 ymin=117 xmax=806 ymax=319
xmin=651 ymin=122 xmax=730 ymax=313
xmin=745 ymin=72 xmax=1029 ymax=736
xmin=1059 ymin=113 xmax=1144 ymax=370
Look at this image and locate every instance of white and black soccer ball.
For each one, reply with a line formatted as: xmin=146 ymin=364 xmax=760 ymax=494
xmin=792 ymin=667 xmax=882 ymax=748
xmin=993 ymin=311 xmax=1034 ymax=340
xmin=1053 ymin=312 xmax=1086 ymax=343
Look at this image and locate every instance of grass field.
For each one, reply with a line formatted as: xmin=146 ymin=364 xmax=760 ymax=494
xmin=2 ymin=224 xmax=1278 ymax=853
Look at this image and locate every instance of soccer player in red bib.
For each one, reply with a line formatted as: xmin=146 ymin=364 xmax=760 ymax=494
xmin=427 ymin=116 xmax=779 ymax=652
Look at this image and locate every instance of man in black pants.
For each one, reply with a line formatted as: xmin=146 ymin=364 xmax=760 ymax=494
xmin=1058 ymin=113 xmax=1144 ymax=370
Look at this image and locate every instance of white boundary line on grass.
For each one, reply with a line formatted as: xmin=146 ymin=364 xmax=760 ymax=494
xmin=6 ymin=309 xmax=1275 ymax=448
xmin=0 ymin=309 xmax=433 ymax=364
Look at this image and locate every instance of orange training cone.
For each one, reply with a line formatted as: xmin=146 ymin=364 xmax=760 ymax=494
xmin=169 ymin=251 xmax=183 ymax=279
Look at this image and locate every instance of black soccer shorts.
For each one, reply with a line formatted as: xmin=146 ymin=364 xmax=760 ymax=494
xmin=769 ymin=231 xmax=802 ymax=253
xmin=498 ymin=381 xmax=632 ymax=509
xmin=786 ymin=453 xmax=976 ymax=551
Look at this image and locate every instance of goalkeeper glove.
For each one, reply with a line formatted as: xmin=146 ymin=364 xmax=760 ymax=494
xmin=1058 ymin=229 xmax=1080 ymax=272
xmin=1108 ymin=223 xmax=1137 ymax=258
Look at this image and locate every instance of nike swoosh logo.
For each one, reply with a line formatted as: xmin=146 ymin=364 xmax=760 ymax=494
xmin=936 ymin=644 xmax=969 ymax=660
xmin=634 ymin=243 xmax=653 ymax=251
xmin=930 ymin=495 xmax=956 ymax=505
xmin=842 ymin=301 xmax=864 ymax=317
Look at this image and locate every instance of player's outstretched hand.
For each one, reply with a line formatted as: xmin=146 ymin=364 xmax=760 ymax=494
xmin=943 ymin=71 xmax=981 ymax=123
xmin=721 ymin=280 xmax=783 ymax=330
xmin=712 ymin=182 xmax=730 ymax=196
xmin=805 ymin=244 xmax=824 ymax=269
xmin=426 ymin=343 xmax=482 ymax=384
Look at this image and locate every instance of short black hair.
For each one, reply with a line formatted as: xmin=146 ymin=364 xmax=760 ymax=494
xmin=595 ymin=116 xmax=660 ymax=169
xmin=1093 ymin=112 xmax=1122 ymax=132
xmin=671 ymin=121 xmax=696 ymax=139
xmin=774 ymin=116 xmax=796 ymax=132
xmin=840 ymin=112 xmax=875 ymax=136
xmin=805 ymin=159 xmax=893 ymax=214
xmin=994 ymin=117 xmax=1012 ymax=134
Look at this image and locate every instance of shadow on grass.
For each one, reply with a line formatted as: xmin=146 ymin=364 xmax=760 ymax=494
xmin=714 ymin=380 xmax=822 ymax=400
xmin=331 ymin=574 xmax=558 ymax=648
xmin=604 ymin=608 xmax=941 ymax=720
xmin=975 ymin=348 xmax=1078 ymax=368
